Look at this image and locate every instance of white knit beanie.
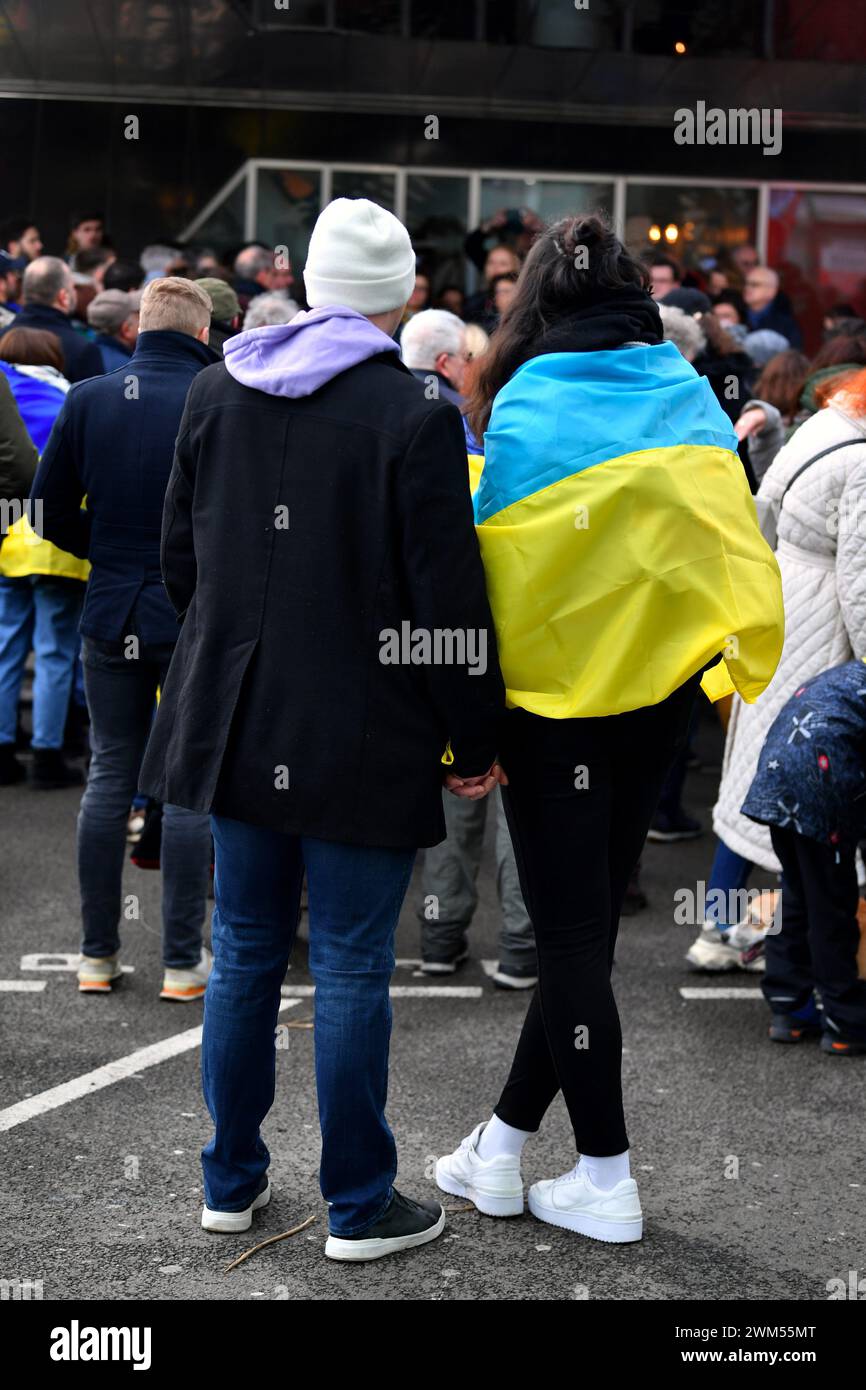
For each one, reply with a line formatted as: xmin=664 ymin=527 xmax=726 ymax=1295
xmin=303 ymin=198 xmax=417 ymax=316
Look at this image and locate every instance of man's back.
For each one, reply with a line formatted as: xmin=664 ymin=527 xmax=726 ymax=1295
xmin=140 ymin=344 xmax=504 ymax=848
xmin=34 ymin=328 xmax=218 ymax=643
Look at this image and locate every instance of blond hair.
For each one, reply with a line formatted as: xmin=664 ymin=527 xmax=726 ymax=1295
xmin=138 ymin=276 xmax=211 ymax=336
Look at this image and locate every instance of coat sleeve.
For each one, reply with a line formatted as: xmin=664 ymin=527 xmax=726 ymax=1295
xmin=742 ymin=398 xmax=785 ymax=485
xmin=160 ymin=405 xmax=197 ymax=621
xmin=396 ymin=402 xmax=505 ymax=778
xmin=0 ymin=371 xmax=37 ymax=512
xmin=836 ymin=456 xmax=866 ymax=660
xmin=31 ymin=397 xmax=91 ymax=558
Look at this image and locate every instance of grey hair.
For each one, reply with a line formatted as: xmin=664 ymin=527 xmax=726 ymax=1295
xmin=22 ymin=256 xmax=72 ymax=307
xmin=234 ymin=246 xmax=274 ymax=279
xmin=400 ymin=309 xmax=465 ymax=371
xmin=659 ymin=304 xmax=706 ymax=364
xmin=139 ymin=244 xmax=177 ymax=276
xmin=243 ymin=292 xmax=299 ymax=330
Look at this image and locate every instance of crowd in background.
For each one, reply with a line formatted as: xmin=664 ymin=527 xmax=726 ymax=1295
xmin=0 ymin=202 xmax=865 ymax=1043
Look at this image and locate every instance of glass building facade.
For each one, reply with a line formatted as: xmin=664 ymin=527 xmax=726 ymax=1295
xmin=1 ymin=0 xmax=864 ymax=348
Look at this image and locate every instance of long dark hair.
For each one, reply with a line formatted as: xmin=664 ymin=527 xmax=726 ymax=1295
xmin=466 ymin=213 xmax=650 ymax=441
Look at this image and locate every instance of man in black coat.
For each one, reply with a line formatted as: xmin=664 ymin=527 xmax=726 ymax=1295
xmin=31 ymin=277 xmax=219 ymax=1000
xmin=0 ymin=256 xmax=103 ymax=382
xmin=139 ymin=198 xmax=506 ymax=1259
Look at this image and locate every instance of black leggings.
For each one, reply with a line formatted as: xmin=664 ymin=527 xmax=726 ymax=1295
xmin=495 ymin=676 xmax=700 ymax=1156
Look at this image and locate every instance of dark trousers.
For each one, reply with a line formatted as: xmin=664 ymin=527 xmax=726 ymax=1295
xmin=78 ymin=636 xmax=211 ymax=967
xmin=764 ymin=825 xmax=866 ymax=1039
xmin=495 ymin=675 xmax=699 ymax=1156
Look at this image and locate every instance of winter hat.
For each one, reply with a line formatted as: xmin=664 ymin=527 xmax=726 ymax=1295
xmin=659 ymin=287 xmax=712 ymax=316
xmin=744 ymin=328 xmax=790 ymax=367
xmin=304 ymin=198 xmax=416 ymax=316
xmin=197 ymin=277 xmax=241 ymax=325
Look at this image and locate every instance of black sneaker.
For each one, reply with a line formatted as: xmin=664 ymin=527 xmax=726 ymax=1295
xmin=29 ymin=748 xmax=84 ymax=790
xmin=646 ymin=810 xmax=703 ymax=843
xmin=325 ymin=1189 xmax=445 ymax=1262
xmin=0 ymin=743 xmax=26 ymax=786
xmin=420 ymin=947 xmax=469 ymax=976
xmin=769 ymin=1012 xmax=822 ymax=1044
xmin=821 ymin=1030 xmax=866 ymax=1057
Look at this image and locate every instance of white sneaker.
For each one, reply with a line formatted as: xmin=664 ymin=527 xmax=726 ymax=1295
xmin=77 ymin=953 xmax=123 ymax=993
xmin=436 ymin=1123 xmax=525 ymax=1216
xmin=201 ymin=1179 xmax=271 ymax=1233
xmin=160 ymin=947 xmax=213 ymax=1002
xmin=528 ymin=1165 xmax=643 ymax=1243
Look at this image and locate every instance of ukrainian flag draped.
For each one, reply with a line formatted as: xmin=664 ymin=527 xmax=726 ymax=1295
xmin=470 ymin=341 xmax=784 ymax=719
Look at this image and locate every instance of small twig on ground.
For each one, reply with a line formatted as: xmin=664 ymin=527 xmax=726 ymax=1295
xmin=443 ymin=1203 xmax=475 ymax=1214
xmin=223 ymin=1213 xmax=317 ymax=1272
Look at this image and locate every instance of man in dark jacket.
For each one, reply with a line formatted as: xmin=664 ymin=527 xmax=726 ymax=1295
xmin=0 ymin=257 xmax=103 ymax=382
xmin=31 ymin=277 xmax=219 ymax=1001
xmin=138 ymin=199 xmax=506 ymax=1260
xmin=0 ymin=371 xmax=37 ymax=517
xmin=743 ymin=265 xmax=803 ymax=349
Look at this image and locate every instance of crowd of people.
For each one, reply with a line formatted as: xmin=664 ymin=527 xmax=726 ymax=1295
xmin=1 ymin=196 xmax=865 ymax=1260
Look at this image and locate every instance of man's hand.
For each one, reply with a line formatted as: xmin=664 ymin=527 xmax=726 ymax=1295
xmin=444 ymin=761 xmax=509 ymax=800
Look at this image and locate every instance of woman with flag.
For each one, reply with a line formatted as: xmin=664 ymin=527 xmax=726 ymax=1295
xmin=436 ymin=214 xmax=785 ymax=1244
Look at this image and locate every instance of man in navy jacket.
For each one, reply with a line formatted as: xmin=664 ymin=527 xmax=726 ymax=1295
xmin=0 ymin=257 xmax=104 ymax=382
xmin=32 ymin=276 xmax=220 ymax=1001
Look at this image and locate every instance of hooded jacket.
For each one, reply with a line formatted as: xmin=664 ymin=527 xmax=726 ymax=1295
xmin=138 ymin=307 xmax=504 ymax=849
xmin=473 ymin=335 xmax=784 ymax=719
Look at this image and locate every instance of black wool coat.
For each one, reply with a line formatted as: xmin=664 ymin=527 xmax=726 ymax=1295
xmin=139 ymin=351 xmax=505 ymax=849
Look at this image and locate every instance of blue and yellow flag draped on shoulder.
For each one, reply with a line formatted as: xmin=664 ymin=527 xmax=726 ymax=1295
xmin=469 ymin=341 xmax=784 ymax=719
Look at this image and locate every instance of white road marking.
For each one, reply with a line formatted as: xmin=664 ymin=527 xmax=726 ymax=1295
xmin=0 ymin=981 xmax=46 ymax=992
xmin=280 ymin=984 xmax=483 ymax=999
xmin=679 ymin=987 xmax=764 ymax=1000
xmin=0 ymin=999 xmax=301 ymax=1133
xmin=20 ymin=953 xmax=134 ymax=974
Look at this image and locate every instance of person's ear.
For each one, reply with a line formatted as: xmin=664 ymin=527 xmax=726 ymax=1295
xmin=196 ymin=323 xmax=210 ymax=344
xmin=434 ymin=350 xmax=450 ymax=377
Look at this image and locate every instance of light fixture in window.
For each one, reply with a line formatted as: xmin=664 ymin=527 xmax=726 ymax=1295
xmin=648 ymin=225 xmax=662 ymax=243
xmin=664 ymin=224 xmax=679 ymax=243
xmin=674 ymin=41 xmax=687 ymax=55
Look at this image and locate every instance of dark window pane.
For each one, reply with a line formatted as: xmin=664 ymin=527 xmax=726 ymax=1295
xmin=334 ymin=1 xmax=401 ymax=34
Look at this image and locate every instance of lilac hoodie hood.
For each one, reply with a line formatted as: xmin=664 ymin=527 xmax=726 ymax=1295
xmin=222 ymin=305 xmax=400 ymax=398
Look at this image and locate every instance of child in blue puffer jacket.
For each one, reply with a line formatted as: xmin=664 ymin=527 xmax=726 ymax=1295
xmin=742 ymin=659 xmax=866 ymax=1053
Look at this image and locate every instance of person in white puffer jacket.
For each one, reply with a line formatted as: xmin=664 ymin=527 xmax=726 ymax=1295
xmin=688 ymin=368 xmax=866 ymax=972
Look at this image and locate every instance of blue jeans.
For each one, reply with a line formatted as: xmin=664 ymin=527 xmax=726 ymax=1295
xmin=706 ymin=839 xmax=754 ymax=927
xmin=0 ymin=575 xmax=84 ymax=748
xmin=78 ymin=636 xmax=211 ymax=968
xmin=203 ymin=814 xmax=415 ymax=1234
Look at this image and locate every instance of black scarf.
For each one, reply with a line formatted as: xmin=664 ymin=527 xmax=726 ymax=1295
xmin=529 ymin=287 xmax=663 ymax=358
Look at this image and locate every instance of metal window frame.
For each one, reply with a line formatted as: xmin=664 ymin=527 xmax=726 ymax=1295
xmin=181 ymin=157 xmax=866 ymax=258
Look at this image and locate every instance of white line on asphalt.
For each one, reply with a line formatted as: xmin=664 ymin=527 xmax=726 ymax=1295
xmin=679 ymin=987 xmax=764 ymax=1000
xmin=280 ymin=984 xmax=483 ymax=999
xmin=0 ymin=981 xmax=47 ymax=992
xmin=20 ymin=953 xmax=135 ymax=974
xmin=0 ymin=999 xmax=302 ymax=1133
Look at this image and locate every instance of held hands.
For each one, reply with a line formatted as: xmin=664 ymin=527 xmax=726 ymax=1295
xmin=444 ymin=761 xmax=509 ymax=800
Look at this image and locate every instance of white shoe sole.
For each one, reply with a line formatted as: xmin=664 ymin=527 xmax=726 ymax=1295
xmin=325 ymin=1207 xmax=446 ymax=1261
xmin=528 ymin=1187 xmax=642 ymax=1243
xmin=435 ymin=1160 xmax=524 ymax=1216
xmin=201 ymin=1180 xmax=271 ymax=1233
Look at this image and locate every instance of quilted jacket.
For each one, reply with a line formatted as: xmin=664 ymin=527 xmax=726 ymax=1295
xmin=713 ymin=403 xmax=866 ymax=871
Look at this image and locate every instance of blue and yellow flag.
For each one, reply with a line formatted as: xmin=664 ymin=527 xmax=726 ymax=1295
xmin=471 ymin=341 xmax=784 ymax=719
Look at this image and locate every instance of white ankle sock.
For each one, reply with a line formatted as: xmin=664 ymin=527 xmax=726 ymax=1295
xmin=476 ymin=1114 xmax=533 ymax=1162
xmin=578 ymin=1151 xmax=631 ymax=1190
